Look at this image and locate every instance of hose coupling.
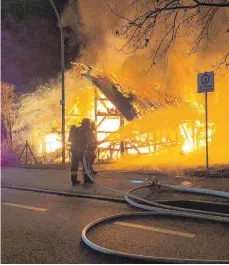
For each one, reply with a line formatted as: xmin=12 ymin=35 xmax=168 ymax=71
xmin=145 ymin=177 xmax=161 ymax=189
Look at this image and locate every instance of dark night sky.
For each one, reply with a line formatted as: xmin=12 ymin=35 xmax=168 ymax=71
xmin=1 ymin=0 xmax=79 ymax=93
xmin=2 ymin=0 xmax=67 ymax=20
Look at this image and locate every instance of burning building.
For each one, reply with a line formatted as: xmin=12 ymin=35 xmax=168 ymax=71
xmin=3 ymin=0 xmax=228 ymax=167
xmin=20 ymin=62 xmax=215 ymax=164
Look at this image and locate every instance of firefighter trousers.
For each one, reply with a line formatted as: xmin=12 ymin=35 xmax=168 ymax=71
xmin=70 ymin=151 xmax=92 ymax=183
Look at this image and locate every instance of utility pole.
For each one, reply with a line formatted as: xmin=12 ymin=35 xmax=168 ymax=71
xmin=49 ymin=0 xmax=65 ymax=164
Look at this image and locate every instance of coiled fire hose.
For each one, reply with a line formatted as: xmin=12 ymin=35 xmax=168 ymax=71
xmin=82 ymin=152 xmax=229 ymax=263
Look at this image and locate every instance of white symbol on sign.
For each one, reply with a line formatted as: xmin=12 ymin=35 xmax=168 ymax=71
xmin=201 ymin=74 xmax=210 ymax=85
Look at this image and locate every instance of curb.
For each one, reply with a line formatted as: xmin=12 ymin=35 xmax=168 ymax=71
xmin=1 ymin=185 xmax=126 ymax=203
xmin=2 ymin=166 xmax=168 ymax=176
xmin=2 ymin=185 xmax=228 ymax=213
xmin=3 ymin=166 xmax=229 ymax=179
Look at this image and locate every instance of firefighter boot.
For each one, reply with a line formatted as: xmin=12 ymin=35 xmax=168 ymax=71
xmin=72 ymin=180 xmax=81 ymax=186
xmin=71 ymin=174 xmax=81 ymax=186
xmin=84 ymin=173 xmax=93 ymax=184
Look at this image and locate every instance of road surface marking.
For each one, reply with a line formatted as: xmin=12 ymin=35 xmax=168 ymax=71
xmin=3 ymin=202 xmax=47 ymax=212
xmin=115 ymin=221 xmax=195 ymax=238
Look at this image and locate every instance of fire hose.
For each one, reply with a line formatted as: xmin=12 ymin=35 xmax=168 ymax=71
xmin=81 ymin=152 xmax=229 ymax=263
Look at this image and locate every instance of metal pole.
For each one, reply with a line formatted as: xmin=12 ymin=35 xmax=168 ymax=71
xmin=27 ymin=143 xmax=38 ymax=164
xmin=49 ymin=0 xmax=65 ymax=164
xmin=25 ymin=140 xmax=28 ymax=165
xmin=205 ymin=92 xmax=209 ymax=169
xmin=120 ymin=115 xmax=125 ymax=156
xmin=94 ymin=88 xmax=99 ymax=161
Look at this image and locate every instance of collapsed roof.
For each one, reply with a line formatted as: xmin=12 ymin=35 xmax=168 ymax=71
xmin=72 ymin=63 xmax=198 ymax=125
xmin=74 ymin=64 xmax=154 ymax=121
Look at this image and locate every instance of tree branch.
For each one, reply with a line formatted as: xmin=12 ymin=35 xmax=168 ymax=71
xmin=113 ymin=0 xmax=228 ymax=69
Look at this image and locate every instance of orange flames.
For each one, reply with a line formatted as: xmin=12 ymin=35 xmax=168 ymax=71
xmin=38 ymin=133 xmax=61 ymax=154
xmin=37 ymin=114 xmax=215 ymax=159
xmin=32 ymin=65 xmax=227 ymax=166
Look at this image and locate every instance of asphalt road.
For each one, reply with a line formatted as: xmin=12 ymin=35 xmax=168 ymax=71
xmin=1 ymin=189 xmax=137 ymax=264
xmin=2 ymin=167 xmax=229 ymax=203
xmin=88 ymin=215 xmax=229 ymax=261
xmin=2 ymin=188 xmax=229 ymax=263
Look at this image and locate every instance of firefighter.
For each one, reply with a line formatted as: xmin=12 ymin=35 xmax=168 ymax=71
xmin=68 ymin=118 xmax=93 ymax=185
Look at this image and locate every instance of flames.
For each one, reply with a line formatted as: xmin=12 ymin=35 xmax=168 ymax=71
xmin=38 ymin=132 xmax=61 ymax=154
xmin=96 ymin=93 xmax=121 ymax=147
xmin=12 ymin=0 xmax=228 ymax=166
xmin=180 ymin=121 xmax=215 ymax=154
xmin=37 ymin=117 xmax=214 ymax=158
xmin=28 ymin=66 xmax=222 ymax=165
xmin=44 ymin=133 xmax=62 ymax=153
xmin=34 ymin=82 xmax=215 ymax=159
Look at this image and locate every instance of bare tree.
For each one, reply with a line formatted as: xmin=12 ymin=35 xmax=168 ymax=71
xmin=1 ymin=82 xmax=20 ymax=151
xmin=111 ymin=0 xmax=229 ymax=68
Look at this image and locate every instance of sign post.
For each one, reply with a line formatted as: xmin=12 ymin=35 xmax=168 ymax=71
xmin=205 ymin=92 xmax=209 ymax=169
xmin=197 ymin=71 xmax=214 ymax=169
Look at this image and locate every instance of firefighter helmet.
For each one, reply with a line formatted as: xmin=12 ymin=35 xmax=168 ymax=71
xmin=81 ymin=118 xmax=91 ymax=129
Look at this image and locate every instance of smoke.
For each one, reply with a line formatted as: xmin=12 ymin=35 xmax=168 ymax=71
xmin=11 ymin=0 xmax=229 ymax=165
xmin=72 ymin=0 xmax=228 ymax=165
xmin=13 ymin=74 xmax=94 ymax=152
